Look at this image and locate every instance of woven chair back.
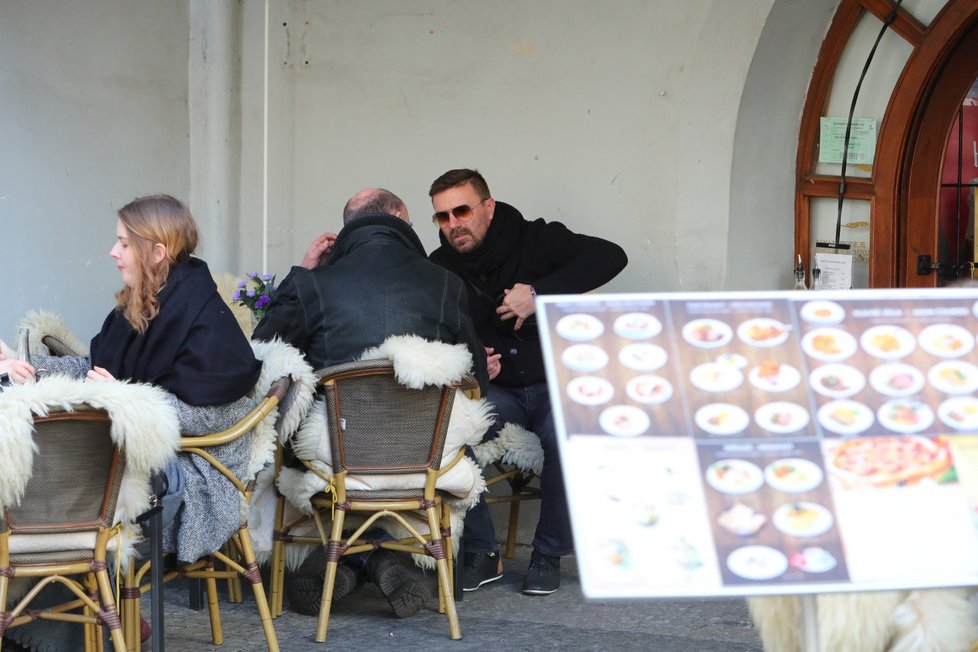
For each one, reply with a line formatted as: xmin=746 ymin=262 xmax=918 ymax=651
xmin=320 ymin=359 xmax=456 ymax=475
xmin=1 ymin=409 xmax=123 ymax=535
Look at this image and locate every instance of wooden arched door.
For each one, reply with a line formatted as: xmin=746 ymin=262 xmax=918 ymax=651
xmin=795 ymin=0 xmax=978 ymax=288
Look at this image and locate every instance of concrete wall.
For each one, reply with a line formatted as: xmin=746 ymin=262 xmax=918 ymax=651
xmin=1 ymin=0 xmax=190 ymax=343
xmin=253 ymin=0 xmax=781 ymax=293
xmin=1 ymin=0 xmax=840 ymax=345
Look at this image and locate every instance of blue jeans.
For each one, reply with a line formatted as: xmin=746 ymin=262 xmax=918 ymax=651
xmin=464 ymin=383 xmax=574 ymax=558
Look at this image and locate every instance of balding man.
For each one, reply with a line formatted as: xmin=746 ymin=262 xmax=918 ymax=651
xmin=255 ymin=188 xmax=487 ymax=382
xmin=253 ymin=188 xmax=488 ymax=617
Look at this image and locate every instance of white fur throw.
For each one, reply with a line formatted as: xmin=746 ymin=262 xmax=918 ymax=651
xmin=245 ymin=338 xmax=317 ymax=553
xmin=748 ymin=589 xmax=978 ymax=652
xmin=0 ymin=375 xmax=180 ymax=567
xmin=16 ymin=310 xmax=90 ymax=357
xmin=273 ymin=335 xmax=494 ymax=568
xmin=470 ymin=422 xmax=544 ymax=475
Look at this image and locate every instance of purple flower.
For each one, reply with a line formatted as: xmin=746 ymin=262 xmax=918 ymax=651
xmin=248 ymin=271 xmax=258 ymax=279
xmin=237 ymin=280 xmax=247 ymax=288
xmin=246 ymin=290 xmax=256 ymax=298
xmin=232 ymin=290 xmax=242 ymax=301
xmin=261 ymin=274 xmax=274 ymax=282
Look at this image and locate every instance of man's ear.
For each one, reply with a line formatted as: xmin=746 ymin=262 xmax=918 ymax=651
xmin=486 ymin=197 xmax=496 ymax=220
xmin=152 ymin=242 xmax=168 ymax=265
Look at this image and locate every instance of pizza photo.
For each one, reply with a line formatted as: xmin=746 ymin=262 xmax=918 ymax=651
xmin=827 ymin=435 xmax=954 ymax=489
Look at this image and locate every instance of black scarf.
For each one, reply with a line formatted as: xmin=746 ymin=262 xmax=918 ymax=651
xmin=90 ymin=258 xmax=261 ymax=406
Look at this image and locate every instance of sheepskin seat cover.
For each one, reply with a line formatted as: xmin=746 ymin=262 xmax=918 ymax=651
xmin=275 ymin=335 xmax=495 ymax=568
xmin=0 ymin=375 xmax=180 ymax=563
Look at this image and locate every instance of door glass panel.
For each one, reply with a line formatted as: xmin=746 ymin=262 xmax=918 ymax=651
xmin=815 ymin=14 xmax=913 ymax=178
xmin=936 ymin=76 xmax=978 ymax=285
xmin=900 ymin=0 xmax=949 ymax=27
xmin=810 ymin=197 xmax=871 ymax=289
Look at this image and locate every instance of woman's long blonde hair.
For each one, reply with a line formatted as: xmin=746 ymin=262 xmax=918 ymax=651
xmin=116 ymin=194 xmax=199 ymax=333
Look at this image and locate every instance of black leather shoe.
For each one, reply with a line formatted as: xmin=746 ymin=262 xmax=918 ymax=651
xmin=522 ymin=550 xmax=560 ymax=595
xmin=286 ymin=562 xmax=360 ymax=616
xmin=367 ymin=550 xmax=431 ymax=618
xmin=461 ymin=550 xmax=503 ymax=592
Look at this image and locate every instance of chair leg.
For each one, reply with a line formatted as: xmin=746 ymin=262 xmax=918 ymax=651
xmin=121 ymin=561 xmax=140 ymax=652
xmin=426 ymin=505 xmax=461 ymax=640
xmin=224 ymin=540 xmax=244 ymax=604
xmin=314 ymin=509 xmax=346 ymax=644
xmin=235 ymin=525 xmax=281 ymax=652
xmin=505 ymin=500 xmax=521 ymax=560
xmin=93 ymin=564 xmax=129 ymax=652
xmin=270 ymin=493 xmax=288 ymax=618
xmin=204 ymin=561 xmax=223 ymax=645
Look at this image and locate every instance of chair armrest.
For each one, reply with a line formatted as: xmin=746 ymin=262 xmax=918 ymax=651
xmin=178 ymin=377 xmax=290 ymax=449
xmin=454 ymin=374 xmax=480 ymax=400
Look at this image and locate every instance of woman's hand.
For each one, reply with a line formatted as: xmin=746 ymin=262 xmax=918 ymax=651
xmin=0 ymin=358 xmax=36 ymax=383
xmin=87 ymin=366 xmax=117 ymax=382
xmin=0 ymin=338 xmax=14 ymax=360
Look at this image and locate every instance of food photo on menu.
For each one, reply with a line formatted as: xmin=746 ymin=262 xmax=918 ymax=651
xmin=673 ymin=299 xmax=815 ymax=441
xmin=793 ymin=296 xmax=978 ymax=441
xmin=564 ymin=437 xmax=723 ymax=595
xmin=697 ymin=439 xmax=849 ymax=586
xmin=547 ymin=302 xmax=689 ymax=439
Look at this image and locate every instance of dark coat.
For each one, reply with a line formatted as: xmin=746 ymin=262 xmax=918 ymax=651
xmin=430 ymin=201 xmax=627 ymax=387
xmin=253 ymin=215 xmax=488 ymax=390
xmin=90 ymin=257 xmax=261 ymax=406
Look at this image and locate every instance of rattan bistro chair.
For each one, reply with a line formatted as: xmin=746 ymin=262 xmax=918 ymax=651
xmin=273 ymin=358 xmax=473 ymax=643
xmin=0 ymin=378 xmax=180 ymax=652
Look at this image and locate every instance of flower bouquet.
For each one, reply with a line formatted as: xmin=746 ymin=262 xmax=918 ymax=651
xmin=233 ymin=272 xmax=276 ymax=321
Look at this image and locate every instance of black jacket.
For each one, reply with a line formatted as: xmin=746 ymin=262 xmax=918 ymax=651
xmin=253 ymin=215 xmax=488 ymax=390
xmin=430 ymin=202 xmax=627 ymax=387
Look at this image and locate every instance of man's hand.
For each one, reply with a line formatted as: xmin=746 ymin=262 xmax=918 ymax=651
xmin=86 ymin=366 xmax=117 ymax=383
xmin=486 ymin=346 xmax=502 ymax=381
xmin=496 ymin=283 xmax=536 ymax=331
xmin=0 ymin=358 xmax=36 ymax=383
xmin=300 ymin=232 xmax=338 ymax=269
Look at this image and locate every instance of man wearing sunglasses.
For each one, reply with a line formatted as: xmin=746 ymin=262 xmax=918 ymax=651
xmin=428 ymin=168 xmax=627 ymax=596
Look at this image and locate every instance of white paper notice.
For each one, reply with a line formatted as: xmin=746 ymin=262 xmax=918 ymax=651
xmin=815 ymin=253 xmax=852 ymax=290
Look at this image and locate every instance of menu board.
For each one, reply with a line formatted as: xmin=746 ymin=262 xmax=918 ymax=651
xmin=537 ymin=289 xmax=978 ymax=599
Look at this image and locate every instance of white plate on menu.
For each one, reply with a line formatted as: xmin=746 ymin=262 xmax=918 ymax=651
xmin=736 ymin=318 xmax=791 ymax=347
xmin=919 ymin=323 xmax=975 ymax=358
xmin=566 ymin=376 xmax=615 ymax=406
xmin=681 ymin=318 xmax=733 ymax=349
xmin=748 ymin=362 xmax=802 ymax=393
xmin=625 ymin=375 xmax=673 ymax=405
xmin=618 ymin=343 xmax=668 ymax=372
xmin=938 ymin=396 xmax=978 ymax=431
xmin=555 ymin=314 xmax=604 ymax=342
xmin=764 ymin=458 xmax=824 ymax=494
xmin=754 ymin=401 xmax=810 ymax=434
xmin=860 ymin=325 xmax=917 ymax=360
xmin=799 ymin=300 xmax=846 ymax=325
xmin=809 ymin=363 xmax=865 ymax=399
xmin=727 ymin=546 xmax=788 ymax=581
xmin=928 ymin=360 xmax=978 ymax=395
xmin=690 ymin=362 xmax=744 ymax=393
xmin=695 ymin=403 xmax=750 ymax=436
xmin=877 ymin=399 xmax=935 ymax=434
xmin=613 ymin=312 xmax=662 ymax=340
xmin=817 ymin=399 xmax=875 ymax=435
xmin=773 ymin=502 xmax=834 ymax=538
xmin=869 ymin=362 xmax=925 ymax=398
xmin=561 ymin=344 xmax=610 ymax=373
xmin=598 ymin=405 xmax=651 ymax=437
xmin=705 ymin=459 xmax=764 ymax=495
xmin=801 ymin=328 xmax=858 ymax=362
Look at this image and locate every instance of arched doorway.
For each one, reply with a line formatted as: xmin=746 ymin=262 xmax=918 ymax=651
xmin=794 ymin=0 xmax=978 ymax=288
